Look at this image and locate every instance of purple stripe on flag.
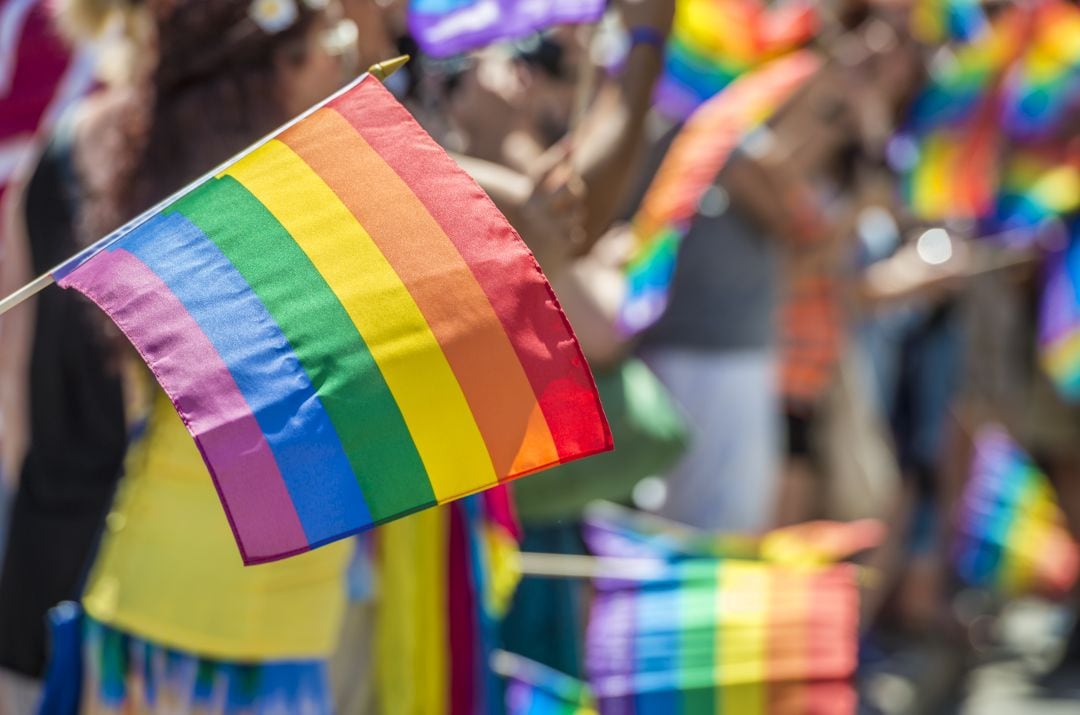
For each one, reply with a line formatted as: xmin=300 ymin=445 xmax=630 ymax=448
xmin=57 ymin=248 xmax=309 ymax=561
xmin=408 ymin=0 xmax=606 ymax=57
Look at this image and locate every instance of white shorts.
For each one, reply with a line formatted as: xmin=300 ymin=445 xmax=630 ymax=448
xmin=642 ymin=347 xmax=782 ymax=533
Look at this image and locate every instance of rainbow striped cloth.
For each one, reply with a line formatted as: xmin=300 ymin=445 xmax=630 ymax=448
xmin=585 ymin=558 xmax=860 ymax=715
xmin=999 ymin=0 xmax=1080 ymax=140
xmin=408 ymin=0 xmax=607 ymax=58
xmin=896 ymin=0 xmax=1080 ymax=227
xmin=991 ymin=148 xmax=1080 ymax=231
xmin=954 ymin=425 xmax=1079 ymax=598
xmin=581 ymin=504 xmax=863 ymax=714
xmin=655 ymin=0 xmax=818 ymax=121
xmin=1039 ymin=221 xmax=1080 ymax=401
xmin=621 ymin=51 xmax=821 ymax=334
xmin=909 ymin=0 xmax=986 ymax=44
xmin=53 ymin=76 xmax=611 ymax=565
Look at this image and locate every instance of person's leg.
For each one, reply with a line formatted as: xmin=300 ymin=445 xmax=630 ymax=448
xmin=645 ymin=348 xmax=782 ymax=533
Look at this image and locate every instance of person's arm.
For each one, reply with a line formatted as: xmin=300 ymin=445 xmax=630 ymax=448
xmin=720 ymin=148 xmax=832 ymax=251
xmin=536 ymin=0 xmax=674 ymax=250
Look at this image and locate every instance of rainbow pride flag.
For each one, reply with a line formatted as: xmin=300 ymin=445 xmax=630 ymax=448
xmin=654 ymin=0 xmax=817 ymax=121
xmin=1039 ymin=222 xmax=1080 ymax=401
xmin=898 ymin=0 xmax=1080 ymax=227
xmin=992 ymin=148 xmax=1080 ymax=230
xmin=1000 ymin=0 xmax=1080 ymax=139
xmin=502 ymin=653 xmax=599 ymax=715
xmin=954 ymin=425 xmax=1079 ymax=598
xmin=621 ymin=51 xmax=820 ymax=334
xmin=585 ymin=558 xmax=860 ymax=715
xmin=376 ymin=489 xmax=523 ymax=715
xmin=408 ymin=0 xmax=607 ymax=58
xmin=53 ymin=76 xmax=611 ymax=565
xmin=910 ymin=0 xmax=986 ymax=44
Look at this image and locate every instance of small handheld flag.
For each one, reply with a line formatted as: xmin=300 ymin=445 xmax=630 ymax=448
xmin=621 ymin=51 xmax=820 ymax=334
xmin=954 ymin=425 xmax=1079 ymax=598
xmin=585 ymin=557 xmax=860 ymax=715
xmin=47 ymin=73 xmax=611 ymax=565
xmin=1039 ymin=221 xmax=1080 ymax=402
xmin=655 ymin=0 xmax=818 ymax=121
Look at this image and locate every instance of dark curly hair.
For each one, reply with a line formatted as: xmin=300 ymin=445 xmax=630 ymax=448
xmin=79 ymin=0 xmax=319 ymax=241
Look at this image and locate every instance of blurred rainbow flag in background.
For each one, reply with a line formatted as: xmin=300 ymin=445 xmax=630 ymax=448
xmin=622 ymin=51 xmax=821 ymax=334
xmin=551 ymin=505 xmax=871 ymax=714
xmin=585 ymin=557 xmax=860 ymax=715
xmin=408 ymin=0 xmax=607 ymax=57
xmin=1039 ymin=221 xmax=1080 ymax=401
xmin=377 ymin=489 xmax=523 ymax=715
xmin=897 ymin=0 xmax=1080 ymax=228
xmin=954 ymin=425 xmax=1079 ymax=598
xmin=910 ymin=0 xmax=986 ymax=44
xmin=999 ymin=0 xmax=1080 ymax=139
xmin=54 ymin=76 xmax=611 ymax=564
xmin=991 ymin=148 xmax=1080 ymax=230
xmin=654 ymin=0 xmax=817 ymax=120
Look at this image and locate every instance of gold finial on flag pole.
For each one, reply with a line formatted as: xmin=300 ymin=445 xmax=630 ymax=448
xmin=368 ymin=55 xmax=410 ymax=82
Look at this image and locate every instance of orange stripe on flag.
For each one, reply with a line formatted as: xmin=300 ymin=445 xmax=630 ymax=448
xmin=280 ymin=108 xmax=560 ymax=477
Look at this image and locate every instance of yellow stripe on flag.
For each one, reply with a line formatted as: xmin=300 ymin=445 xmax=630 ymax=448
xmin=225 ymin=140 xmax=498 ymax=501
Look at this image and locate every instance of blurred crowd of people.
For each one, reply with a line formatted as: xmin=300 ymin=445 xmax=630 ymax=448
xmin=0 ymin=0 xmax=1078 ymax=712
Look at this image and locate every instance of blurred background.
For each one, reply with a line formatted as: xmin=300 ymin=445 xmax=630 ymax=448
xmin=0 ymin=0 xmax=1078 ymax=713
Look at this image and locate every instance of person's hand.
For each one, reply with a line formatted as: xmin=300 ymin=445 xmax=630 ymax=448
xmin=519 ymin=150 xmax=587 ymax=274
xmin=617 ymin=0 xmax=675 ymax=37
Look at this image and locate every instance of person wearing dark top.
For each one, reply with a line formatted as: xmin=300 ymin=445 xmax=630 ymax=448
xmin=0 ymin=122 xmax=127 ymax=699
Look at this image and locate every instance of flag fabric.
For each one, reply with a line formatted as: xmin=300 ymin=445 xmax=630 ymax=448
xmin=895 ymin=0 xmax=1080 ymax=228
xmin=991 ymin=148 xmax=1080 ymax=231
xmin=585 ymin=558 xmax=860 ymax=715
xmin=999 ymin=0 xmax=1080 ymax=140
xmin=654 ymin=0 xmax=818 ymax=121
xmin=580 ymin=505 xmax=864 ymax=714
xmin=408 ymin=0 xmax=607 ymax=58
xmin=621 ymin=51 xmax=821 ymax=334
xmin=375 ymin=489 xmax=523 ymax=715
xmin=954 ymin=425 xmax=1080 ymax=598
xmin=502 ymin=653 xmax=599 ymax=715
xmin=909 ymin=0 xmax=986 ymax=44
xmin=52 ymin=76 xmax=611 ymax=565
xmin=1039 ymin=221 xmax=1080 ymax=402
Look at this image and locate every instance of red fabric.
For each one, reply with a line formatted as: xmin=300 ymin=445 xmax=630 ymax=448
xmin=332 ymin=80 xmax=613 ymax=466
xmin=448 ymin=504 xmax=478 ymax=715
xmin=0 ymin=1 xmax=72 ymax=140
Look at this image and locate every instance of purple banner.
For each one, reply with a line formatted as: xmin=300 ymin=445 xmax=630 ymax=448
xmin=409 ymin=0 xmax=606 ymax=57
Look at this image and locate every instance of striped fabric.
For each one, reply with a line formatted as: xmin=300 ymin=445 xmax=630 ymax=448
xmin=54 ymin=76 xmax=611 ymax=564
xmin=580 ymin=505 xmax=867 ymax=714
xmin=586 ymin=559 xmax=860 ymax=715
xmin=954 ymin=424 xmax=1079 ymax=598
xmin=655 ymin=0 xmax=818 ymax=121
xmin=621 ymin=51 xmax=821 ymax=334
xmin=1039 ymin=221 xmax=1080 ymax=402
